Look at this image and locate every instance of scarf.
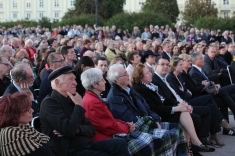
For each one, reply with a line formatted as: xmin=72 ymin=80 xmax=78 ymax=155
xmin=142 ymin=82 xmax=165 ymax=102
xmin=0 ymin=124 xmax=50 ymax=156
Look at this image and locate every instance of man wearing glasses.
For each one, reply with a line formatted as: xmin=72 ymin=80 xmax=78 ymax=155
xmin=0 ymin=56 xmax=11 ymax=96
xmin=38 ymin=52 xmax=65 ymax=106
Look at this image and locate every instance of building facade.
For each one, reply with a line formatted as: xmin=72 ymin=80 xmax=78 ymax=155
xmin=123 ymin=0 xmax=235 ymax=19
xmin=0 ymin=0 xmax=75 ymax=22
xmin=0 ymin=0 xmax=234 ymax=23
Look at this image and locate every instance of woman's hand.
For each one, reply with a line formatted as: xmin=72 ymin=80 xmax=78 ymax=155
xmin=126 ymin=122 xmax=135 ymax=132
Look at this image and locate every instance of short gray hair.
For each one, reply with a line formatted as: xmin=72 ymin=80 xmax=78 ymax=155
xmin=11 ymin=63 xmax=29 ymax=82
xmin=51 ymin=74 xmax=64 ymax=89
xmin=81 ymin=68 xmax=103 ymax=90
xmin=191 ymin=51 xmax=201 ymax=64
xmin=0 ymin=45 xmax=12 ymax=55
xmin=107 ymin=64 xmax=124 ymax=83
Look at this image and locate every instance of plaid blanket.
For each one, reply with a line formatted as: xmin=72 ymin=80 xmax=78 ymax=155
xmin=126 ymin=116 xmax=187 ymax=156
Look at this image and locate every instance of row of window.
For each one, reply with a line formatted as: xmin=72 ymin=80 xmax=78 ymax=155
xmin=0 ymin=0 xmax=75 ymax=9
xmin=12 ymin=12 xmax=59 ymax=19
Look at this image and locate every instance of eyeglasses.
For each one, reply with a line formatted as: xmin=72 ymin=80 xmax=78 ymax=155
xmin=0 ymin=63 xmax=11 ymax=67
xmin=53 ymin=59 xmax=65 ymax=63
xmin=118 ymin=72 xmax=128 ymax=77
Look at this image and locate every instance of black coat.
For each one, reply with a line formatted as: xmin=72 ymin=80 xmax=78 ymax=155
xmin=166 ymin=72 xmax=192 ymax=100
xmin=179 ymin=71 xmax=205 ymax=97
xmin=40 ymin=90 xmax=95 ymax=156
xmin=152 ymin=73 xmax=179 ymax=106
xmin=189 ymin=66 xmax=213 ymax=85
xmin=161 ymin=51 xmax=170 ymax=60
xmin=132 ymin=83 xmax=180 ymax=122
xmin=223 ymin=51 xmax=233 ymax=65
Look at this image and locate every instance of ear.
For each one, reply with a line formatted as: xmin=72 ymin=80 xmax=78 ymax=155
xmin=55 ymin=79 xmax=60 ymax=88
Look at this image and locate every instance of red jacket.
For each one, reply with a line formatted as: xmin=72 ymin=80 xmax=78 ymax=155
xmin=83 ymin=91 xmax=129 ymax=141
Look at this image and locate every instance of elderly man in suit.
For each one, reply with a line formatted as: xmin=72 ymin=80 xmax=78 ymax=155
xmin=203 ymin=46 xmax=230 ymax=87
xmin=4 ymin=63 xmax=38 ymax=116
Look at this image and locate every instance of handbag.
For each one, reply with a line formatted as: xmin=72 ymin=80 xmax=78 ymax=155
xmin=201 ymin=81 xmax=219 ymax=95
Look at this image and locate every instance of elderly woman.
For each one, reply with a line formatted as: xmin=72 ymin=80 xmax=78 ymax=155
xmin=0 ymin=91 xmax=54 ymax=156
xmin=131 ymin=63 xmax=215 ymax=154
xmin=81 ymin=68 xmax=187 ymax=156
xmin=94 ymin=42 xmax=107 ymax=59
xmin=25 ymin=39 xmax=36 ymax=62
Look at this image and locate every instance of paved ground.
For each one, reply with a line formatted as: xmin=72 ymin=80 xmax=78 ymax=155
xmin=200 ymin=115 xmax=235 ymax=156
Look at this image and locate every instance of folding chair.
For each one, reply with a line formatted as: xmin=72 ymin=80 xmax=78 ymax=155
xmin=227 ymin=65 xmax=233 ymax=85
xmin=31 ymin=116 xmax=41 ymax=132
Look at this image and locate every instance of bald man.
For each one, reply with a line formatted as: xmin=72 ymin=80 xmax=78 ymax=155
xmin=83 ymin=50 xmax=96 ymax=63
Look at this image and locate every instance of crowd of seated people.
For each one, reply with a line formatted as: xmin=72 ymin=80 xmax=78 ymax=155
xmin=1 ymin=24 xmax=235 ymax=156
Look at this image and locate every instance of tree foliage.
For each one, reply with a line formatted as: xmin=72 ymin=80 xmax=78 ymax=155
xmin=182 ymin=0 xmax=218 ymax=26
xmin=142 ymin=0 xmax=179 ymax=23
xmin=52 ymin=14 xmax=104 ymax=28
xmin=38 ymin=17 xmax=51 ymax=29
xmin=105 ymin=12 xmax=172 ymax=32
xmin=194 ymin=16 xmax=235 ymax=31
xmin=63 ymin=0 xmax=125 ymax=20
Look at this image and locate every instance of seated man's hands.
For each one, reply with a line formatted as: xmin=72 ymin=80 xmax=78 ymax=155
xmin=67 ymin=92 xmax=83 ymax=106
xmin=53 ymin=130 xmax=63 ymax=137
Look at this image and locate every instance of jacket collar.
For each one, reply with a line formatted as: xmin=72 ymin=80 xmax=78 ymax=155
xmin=51 ymin=89 xmax=73 ymax=106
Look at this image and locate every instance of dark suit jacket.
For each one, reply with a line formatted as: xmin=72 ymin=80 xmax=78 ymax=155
xmin=179 ymin=71 xmax=205 ymax=97
xmin=189 ymin=66 xmax=210 ymax=85
xmin=0 ymin=76 xmax=10 ymax=96
xmin=161 ymin=51 xmax=170 ymax=60
xmin=4 ymin=83 xmax=38 ymax=116
xmin=203 ymin=54 xmax=221 ymax=82
xmin=152 ymin=73 xmax=179 ymax=106
xmin=223 ymin=51 xmax=233 ymax=65
xmin=132 ymin=83 xmax=180 ymax=122
xmin=166 ymin=72 xmax=192 ymax=100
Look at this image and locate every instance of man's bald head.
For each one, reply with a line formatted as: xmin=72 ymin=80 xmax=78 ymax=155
xmin=83 ymin=50 xmax=96 ymax=63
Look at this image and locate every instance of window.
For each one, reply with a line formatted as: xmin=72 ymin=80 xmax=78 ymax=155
xmin=54 ymin=0 xmax=59 ymax=7
xmin=26 ymin=2 xmax=31 ymax=7
xmin=223 ymin=0 xmax=229 ymax=5
xmin=139 ymin=0 xmax=144 ymax=5
xmin=26 ymin=13 xmax=30 ymax=19
xmin=70 ymin=0 xmax=75 ymax=6
xmin=13 ymin=13 xmax=17 ymax=18
xmin=224 ymin=12 xmax=229 ymax=18
xmin=39 ymin=12 xmax=44 ymax=18
xmin=39 ymin=0 xmax=43 ymax=7
xmin=12 ymin=0 xmax=17 ymax=8
xmin=54 ymin=12 xmax=59 ymax=18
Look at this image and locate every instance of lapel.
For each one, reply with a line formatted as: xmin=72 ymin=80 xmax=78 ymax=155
xmin=152 ymin=74 xmax=172 ymax=97
xmin=193 ymin=66 xmax=208 ymax=80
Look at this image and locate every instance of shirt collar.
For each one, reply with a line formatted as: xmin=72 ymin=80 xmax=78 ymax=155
xmin=192 ymin=64 xmax=202 ymax=72
xmin=13 ymin=81 xmax=21 ymax=92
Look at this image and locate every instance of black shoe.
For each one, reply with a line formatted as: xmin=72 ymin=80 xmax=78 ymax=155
xmin=193 ymin=151 xmax=203 ymax=156
xmin=223 ymin=128 xmax=235 ymax=136
xmin=191 ymin=144 xmax=215 ymax=152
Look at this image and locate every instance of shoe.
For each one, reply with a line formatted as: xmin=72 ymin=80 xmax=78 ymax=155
xmin=191 ymin=144 xmax=215 ymax=152
xmin=220 ymin=119 xmax=235 ymax=130
xmin=200 ymin=137 xmax=212 ymax=146
xmin=223 ymin=128 xmax=235 ymax=136
xmin=211 ymin=133 xmax=225 ymax=146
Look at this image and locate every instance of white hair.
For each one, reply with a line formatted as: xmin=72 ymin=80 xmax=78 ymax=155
xmin=81 ymin=68 xmax=103 ymax=90
xmin=51 ymin=75 xmax=64 ymax=90
xmin=25 ymin=39 xmax=33 ymax=46
xmin=107 ymin=64 xmax=124 ymax=83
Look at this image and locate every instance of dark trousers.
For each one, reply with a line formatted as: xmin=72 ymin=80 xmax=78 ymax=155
xmin=217 ymin=85 xmax=235 ymax=120
xmin=71 ymin=138 xmax=129 ymax=156
xmin=219 ymin=73 xmax=231 ymax=87
xmin=187 ymin=95 xmax=213 ymax=137
xmin=189 ymin=95 xmax=222 ymax=135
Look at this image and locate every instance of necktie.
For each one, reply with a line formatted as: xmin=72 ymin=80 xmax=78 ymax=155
xmin=201 ymin=70 xmax=209 ymax=80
